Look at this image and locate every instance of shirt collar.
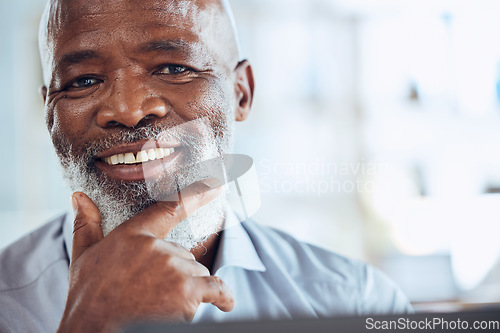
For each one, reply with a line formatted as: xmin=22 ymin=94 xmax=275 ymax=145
xmin=62 ymin=205 xmax=265 ymax=273
xmin=212 ymin=207 xmax=266 ymax=274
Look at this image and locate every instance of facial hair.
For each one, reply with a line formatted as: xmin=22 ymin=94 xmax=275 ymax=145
xmin=56 ymin=117 xmax=233 ymax=250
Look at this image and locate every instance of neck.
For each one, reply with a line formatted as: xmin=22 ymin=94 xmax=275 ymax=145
xmin=190 ymin=195 xmax=227 ymax=273
xmin=191 ymin=231 xmax=222 ymax=274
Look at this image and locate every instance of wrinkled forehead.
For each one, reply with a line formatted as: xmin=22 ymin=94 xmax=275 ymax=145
xmin=44 ymin=0 xmax=225 ymax=44
xmin=39 ymin=0 xmax=239 ymax=85
xmin=50 ymin=0 xmax=220 ymax=30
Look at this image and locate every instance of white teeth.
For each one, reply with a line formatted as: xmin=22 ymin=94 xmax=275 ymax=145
xmin=147 ymin=149 xmax=156 ymax=161
xmin=124 ymin=153 xmax=136 ymax=164
xmin=164 ymin=148 xmax=174 ymax=157
xmin=136 ymin=150 xmax=148 ymax=163
xmin=103 ymin=148 xmax=176 ymax=165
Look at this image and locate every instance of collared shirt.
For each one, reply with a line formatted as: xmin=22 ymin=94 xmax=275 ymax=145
xmin=0 ymin=211 xmax=412 ymax=332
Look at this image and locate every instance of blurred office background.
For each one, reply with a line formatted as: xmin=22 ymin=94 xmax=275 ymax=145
xmin=1 ymin=0 xmax=500 ymax=312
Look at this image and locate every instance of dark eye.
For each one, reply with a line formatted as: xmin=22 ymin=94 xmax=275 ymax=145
xmin=156 ymin=65 xmax=188 ymax=75
xmin=69 ymin=77 xmax=100 ymax=88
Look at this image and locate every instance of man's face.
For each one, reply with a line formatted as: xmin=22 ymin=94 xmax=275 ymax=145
xmin=41 ymin=0 xmax=251 ymax=249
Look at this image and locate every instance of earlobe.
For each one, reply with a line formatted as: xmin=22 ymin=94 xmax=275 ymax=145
xmin=40 ymin=85 xmax=54 ymax=132
xmin=40 ymin=85 xmax=48 ymax=104
xmin=234 ymin=60 xmax=255 ymax=122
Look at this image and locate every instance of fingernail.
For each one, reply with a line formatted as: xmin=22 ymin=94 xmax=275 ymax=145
xmin=71 ymin=194 xmax=79 ymax=213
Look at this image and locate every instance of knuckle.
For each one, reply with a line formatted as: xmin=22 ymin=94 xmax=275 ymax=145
xmin=139 ymin=235 xmax=161 ymax=251
xmin=115 ymin=222 xmax=139 ymax=239
xmin=72 ymin=217 xmax=99 ymax=234
xmin=211 ymin=276 xmax=222 ymax=285
xmin=139 ymin=237 xmax=178 ymax=262
xmin=72 ymin=218 xmax=87 ymax=234
xmin=157 ymin=200 xmax=184 ymax=218
xmin=162 ymin=253 xmax=176 ymax=268
xmin=210 ymin=276 xmax=224 ymax=295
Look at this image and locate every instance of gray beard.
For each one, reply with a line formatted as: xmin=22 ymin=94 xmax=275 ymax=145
xmin=58 ymin=118 xmax=233 ymax=250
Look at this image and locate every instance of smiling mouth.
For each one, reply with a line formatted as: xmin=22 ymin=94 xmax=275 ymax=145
xmin=102 ymin=148 xmax=176 ymax=166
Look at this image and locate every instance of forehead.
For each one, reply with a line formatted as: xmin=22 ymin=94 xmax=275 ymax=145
xmin=49 ymin=0 xmax=222 ymax=58
xmin=55 ymin=0 xmax=217 ymax=28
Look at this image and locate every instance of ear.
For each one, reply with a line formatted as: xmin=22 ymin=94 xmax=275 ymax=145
xmin=40 ymin=85 xmax=48 ymax=104
xmin=40 ymin=85 xmax=54 ymax=131
xmin=234 ymin=60 xmax=254 ymax=122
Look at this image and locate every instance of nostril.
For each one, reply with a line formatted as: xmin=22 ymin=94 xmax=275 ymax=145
xmin=135 ymin=114 xmax=157 ymax=127
xmin=106 ymin=120 xmax=120 ymax=127
xmin=145 ymin=114 xmax=159 ymax=121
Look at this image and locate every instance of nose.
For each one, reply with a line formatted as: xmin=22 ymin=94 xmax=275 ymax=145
xmin=96 ymin=76 xmax=168 ymax=128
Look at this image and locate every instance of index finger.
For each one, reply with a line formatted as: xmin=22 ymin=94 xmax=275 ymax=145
xmin=121 ymin=182 xmax=223 ymax=239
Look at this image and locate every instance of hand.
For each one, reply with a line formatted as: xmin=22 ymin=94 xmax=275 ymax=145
xmin=57 ymin=183 xmax=234 ymax=333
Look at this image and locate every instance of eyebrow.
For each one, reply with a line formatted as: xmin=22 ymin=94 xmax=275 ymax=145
xmin=138 ymin=39 xmax=193 ymax=54
xmin=56 ymin=40 xmax=194 ymax=70
xmin=59 ymin=50 xmax=101 ymax=67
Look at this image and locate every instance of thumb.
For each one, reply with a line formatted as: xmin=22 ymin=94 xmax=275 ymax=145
xmin=71 ymin=192 xmax=104 ymax=263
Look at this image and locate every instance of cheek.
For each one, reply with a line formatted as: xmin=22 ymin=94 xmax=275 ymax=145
xmin=179 ymin=80 xmax=234 ymax=125
xmin=48 ymin=98 xmax=97 ymax=155
xmin=52 ymin=98 xmax=96 ymax=134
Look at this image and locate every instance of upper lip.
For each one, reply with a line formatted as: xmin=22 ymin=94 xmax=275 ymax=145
xmin=95 ymin=140 xmax=182 ymax=159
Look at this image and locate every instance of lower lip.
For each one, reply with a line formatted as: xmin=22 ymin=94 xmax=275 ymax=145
xmin=95 ymin=150 xmax=183 ymax=182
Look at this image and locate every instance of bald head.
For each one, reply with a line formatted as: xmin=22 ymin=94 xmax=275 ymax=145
xmin=39 ymin=0 xmax=240 ymax=87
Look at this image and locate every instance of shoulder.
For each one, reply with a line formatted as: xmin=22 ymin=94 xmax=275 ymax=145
xmin=241 ymin=220 xmax=413 ymax=315
xmin=242 ymin=220 xmax=359 ymax=279
xmin=0 ymin=214 xmax=70 ymax=332
xmin=0 ymin=214 xmax=69 ymax=292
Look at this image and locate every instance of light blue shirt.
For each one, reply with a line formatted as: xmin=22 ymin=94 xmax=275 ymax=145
xmin=0 ymin=211 xmax=412 ymax=332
